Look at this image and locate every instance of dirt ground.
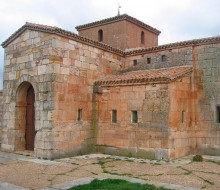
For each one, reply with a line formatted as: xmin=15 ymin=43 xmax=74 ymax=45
xmin=0 ymin=151 xmax=220 ymax=190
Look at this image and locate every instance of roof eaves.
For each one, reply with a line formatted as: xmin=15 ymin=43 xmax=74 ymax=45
xmin=76 ymin=14 xmax=161 ymax=35
xmin=1 ymin=23 xmax=57 ymax=47
xmin=94 ymin=66 xmax=193 ymax=87
xmin=125 ymin=36 xmax=220 ymax=56
xmin=1 ymin=23 xmax=125 ymax=56
xmin=94 ymin=77 xmax=171 ymax=87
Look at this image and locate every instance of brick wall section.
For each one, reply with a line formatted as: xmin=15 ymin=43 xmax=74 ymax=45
xmin=125 ymin=21 xmax=158 ymax=50
xmin=78 ymin=20 xmax=158 ymax=50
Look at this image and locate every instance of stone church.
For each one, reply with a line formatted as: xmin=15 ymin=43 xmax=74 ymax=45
xmin=1 ymin=14 xmax=220 ymax=160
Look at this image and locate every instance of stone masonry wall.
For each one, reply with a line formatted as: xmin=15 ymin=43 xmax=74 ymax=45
xmin=2 ymin=24 xmax=220 ymax=159
xmin=2 ymin=29 xmax=124 ymax=158
xmin=125 ymin=47 xmax=193 ymax=70
xmin=96 ymin=84 xmax=170 ymax=160
xmin=125 ymin=44 xmax=220 ymax=157
xmin=2 ymin=30 xmax=60 ymax=157
xmin=50 ymin=35 xmax=123 ymax=158
xmin=194 ymin=44 xmax=220 ymax=155
xmin=168 ymin=76 xmax=196 ymax=159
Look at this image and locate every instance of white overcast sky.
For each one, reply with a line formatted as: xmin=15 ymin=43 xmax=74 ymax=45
xmin=0 ymin=0 xmax=220 ymax=88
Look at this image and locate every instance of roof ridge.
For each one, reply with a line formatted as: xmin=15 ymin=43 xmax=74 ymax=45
xmin=2 ymin=22 xmax=220 ymax=57
xmin=75 ymin=14 xmax=161 ymax=34
xmin=95 ymin=66 xmax=193 ymax=87
xmin=25 ymin=22 xmax=58 ymax=29
xmin=125 ymin=35 xmax=220 ymax=56
xmin=1 ymin=22 xmax=124 ymax=55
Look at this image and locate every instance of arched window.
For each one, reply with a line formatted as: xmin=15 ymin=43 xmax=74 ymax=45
xmin=98 ymin=29 xmax=103 ymax=42
xmin=141 ymin=31 xmax=145 ymax=44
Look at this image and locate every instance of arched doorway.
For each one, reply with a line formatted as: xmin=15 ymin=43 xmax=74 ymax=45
xmin=25 ymin=85 xmax=35 ymax=150
xmin=15 ymin=82 xmax=36 ymax=151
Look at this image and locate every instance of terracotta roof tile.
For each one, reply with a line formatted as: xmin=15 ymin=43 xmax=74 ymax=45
xmin=76 ymin=14 xmax=161 ymax=35
xmin=1 ymin=22 xmax=124 ymax=56
xmin=95 ymin=66 xmax=192 ymax=86
xmin=2 ymin=22 xmax=220 ymax=57
xmin=125 ymin=36 xmax=220 ymax=56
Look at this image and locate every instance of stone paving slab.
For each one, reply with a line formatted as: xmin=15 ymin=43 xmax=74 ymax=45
xmin=0 ymin=151 xmax=220 ymax=190
xmin=0 ymin=181 xmax=28 ymax=190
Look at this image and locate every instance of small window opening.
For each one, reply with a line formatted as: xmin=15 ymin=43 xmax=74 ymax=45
xmin=161 ymin=55 xmax=167 ymax=62
xmin=147 ymin=58 xmax=151 ymax=64
xmin=182 ymin=110 xmax=185 ymax=123
xmin=133 ymin=60 xmax=137 ymax=66
xmin=216 ymin=106 xmax=220 ymax=123
xmin=131 ymin=111 xmax=138 ymax=123
xmin=77 ymin=109 xmax=82 ymax=121
xmin=141 ymin=31 xmax=145 ymax=44
xmin=112 ymin=110 xmax=117 ymax=124
xmin=98 ymin=29 xmax=103 ymax=42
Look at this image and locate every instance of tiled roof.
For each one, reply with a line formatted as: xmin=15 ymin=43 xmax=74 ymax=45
xmin=1 ymin=22 xmax=124 ymax=56
xmin=95 ymin=66 xmax=192 ymax=86
xmin=125 ymin=36 xmax=220 ymax=56
xmin=2 ymin=22 xmax=220 ymax=57
xmin=76 ymin=14 xmax=161 ymax=35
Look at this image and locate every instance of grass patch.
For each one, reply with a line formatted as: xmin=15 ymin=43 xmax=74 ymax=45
xmin=193 ymin=155 xmax=203 ymax=162
xmin=98 ymin=161 xmax=106 ymax=166
xmin=68 ymin=179 xmax=169 ymax=190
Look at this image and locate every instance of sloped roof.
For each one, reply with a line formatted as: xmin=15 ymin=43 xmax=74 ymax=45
xmin=125 ymin=36 xmax=220 ymax=56
xmin=1 ymin=22 xmax=124 ymax=55
xmin=76 ymin=14 xmax=161 ymax=35
xmin=2 ymin=22 xmax=220 ymax=57
xmin=95 ymin=66 xmax=193 ymax=86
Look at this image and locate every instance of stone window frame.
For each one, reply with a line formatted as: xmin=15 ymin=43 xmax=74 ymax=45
xmin=77 ymin=108 xmax=83 ymax=121
xmin=141 ymin=31 xmax=145 ymax=44
xmin=131 ymin=110 xmax=138 ymax=124
xmin=133 ymin=59 xmax=138 ymax=66
xmin=216 ymin=105 xmax=220 ymax=123
xmin=181 ymin=110 xmax=185 ymax=123
xmin=111 ymin=109 xmax=117 ymax=124
xmin=161 ymin=55 xmax=167 ymax=62
xmin=98 ymin=29 xmax=103 ymax=42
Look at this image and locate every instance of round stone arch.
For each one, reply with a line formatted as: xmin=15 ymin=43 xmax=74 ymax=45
xmin=13 ymin=75 xmax=39 ymax=151
xmin=12 ymin=75 xmax=39 ymax=101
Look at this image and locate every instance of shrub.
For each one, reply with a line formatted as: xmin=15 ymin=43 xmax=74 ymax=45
xmin=193 ymin=155 xmax=203 ymax=162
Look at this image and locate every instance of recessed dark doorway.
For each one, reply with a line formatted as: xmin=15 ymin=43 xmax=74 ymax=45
xmin=25 ymin=85 xmax=36 ymax=150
